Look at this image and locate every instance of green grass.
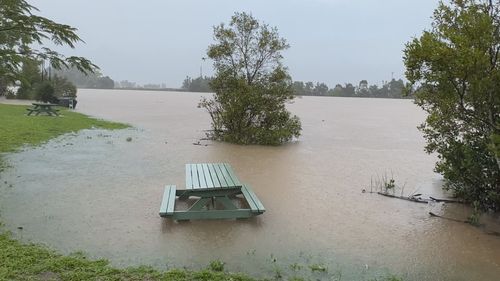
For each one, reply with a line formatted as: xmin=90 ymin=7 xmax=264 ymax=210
xmin=0 ymin=233 xmax=256 ymax=281
xmin=0 ymin=104 xmax=128 ymax=171
xmin=0 ymin=104 xmax=127 ymax=154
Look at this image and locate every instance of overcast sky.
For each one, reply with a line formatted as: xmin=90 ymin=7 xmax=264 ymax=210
xmin=31 ymin=0 xmax=438 ymax=88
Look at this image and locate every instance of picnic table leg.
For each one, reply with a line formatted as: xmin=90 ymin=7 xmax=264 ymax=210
xmin=187 ymin=198 xmax=211 ymax=211
xmin=178 ymin=191 xmax=190 ymax=200
xmin=216 ymin=196 xmax=238 ymax=210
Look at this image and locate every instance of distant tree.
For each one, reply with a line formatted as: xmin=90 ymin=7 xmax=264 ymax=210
xmin=387 ymin=79 xmax=405 ymax=98
xmin=357 ymin=80 xmax=369 ymax=97
xmin=358 ymin=80 xmax=368 ymax=89
xmin=404 ymin=0 xmax=500 ymax=212
xmin=377 ymin=83 xmax=390 ymax=98
xmin=313 ymin=82 xmax=328 ymax=96
xmin=331 ymin=84 xmax=344 ymax=96
xmin=0 ymin=0 xmax=97 ymax=85
xmin=200 ymin=12 xmax=301 ymax=145
xmin=95 ymin=76 xmax=114 ymax=89
xmin=52 ymin=75 xmax=76 ymax=97
xmin=181 ymin=76 xmax=192 ymax=89
xmin=182 ymin=76 xmax=212 ymax=92
xmin=292 ymin=81 xmax=305 ymax=95
xmin=304 ymin=82 xmax=314 ymax=95
xmin=343 ymin=83 xmax=355 ymax=96
xmin=368 ymin=84 xmax=379 ymax=97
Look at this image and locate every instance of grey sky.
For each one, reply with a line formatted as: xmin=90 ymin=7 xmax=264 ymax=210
xmin=31 ymin=0 xmax=438 ymax=88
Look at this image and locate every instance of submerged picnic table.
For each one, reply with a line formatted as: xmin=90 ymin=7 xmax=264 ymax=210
xmin=26 ymin=102 xmax=60 ymax=116
xmin=159 ymin=163 xmax=265 ymax=220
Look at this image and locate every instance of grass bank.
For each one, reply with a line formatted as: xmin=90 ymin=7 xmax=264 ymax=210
xmin=0 ymin=104 xmax=127 ymax=171
xmin=0 ymin=234 xmax=255 ymax=281
xmin=0 ymin=104 xmax=127 ymax=154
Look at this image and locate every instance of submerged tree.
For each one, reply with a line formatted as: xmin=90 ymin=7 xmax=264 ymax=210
xmin=0 ymin=0 xmax=97 ymax=90
xmin=404 ymin=0 xmax=500 ymax=211
xmin=200 ymin=12 xmax=301 ymax=145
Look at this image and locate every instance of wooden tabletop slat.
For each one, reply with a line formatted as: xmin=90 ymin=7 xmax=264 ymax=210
xmin=196 ymin=163 xmax=207 ymax=187
xmin=191 ymin=164 xmax=201 ymax=188
xmin=213 ymin=163 xmax=229 ymax=187
xmin=217 ymin=163 xmax=235 ymax=187
xmin=207 ymin=164 xmax=221 ymax=187
xmin=185 ymin=164 xmax=193 ymax=189
xmin=202 ymin=163 xmax=214 ymax=188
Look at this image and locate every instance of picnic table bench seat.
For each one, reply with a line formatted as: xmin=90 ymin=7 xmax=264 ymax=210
xmin=159 ymin=163 xmax=265 ymax=221
xmin=241 ymin=184 xmax=266 ymax=213
xmin=159 ymin=185 xmax=176 ymax=217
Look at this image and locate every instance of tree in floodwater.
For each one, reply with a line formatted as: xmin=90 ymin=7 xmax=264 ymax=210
xmin=0 ymin=0 xmax=97 ymax=93
xmin=200 ymin=12 xmax=301 ymax=145
xmin=404 ymin=0 xmax=500 ymax=212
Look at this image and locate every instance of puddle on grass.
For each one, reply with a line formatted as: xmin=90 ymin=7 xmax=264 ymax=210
xmin=0 ymin=89 xmax=499 ymax=280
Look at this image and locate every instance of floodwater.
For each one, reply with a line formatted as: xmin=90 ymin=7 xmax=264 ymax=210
xmin=1 ymin=89 xmax=499 ymax=280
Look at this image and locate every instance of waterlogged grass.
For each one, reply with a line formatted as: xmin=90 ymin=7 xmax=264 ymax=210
xmin=0 ymin=104 xmax=127 ymax=154
xmin=0 ymin=233 xmax=256 ymax=281
xmin=0 ymin=104 xmax=128 ymax=171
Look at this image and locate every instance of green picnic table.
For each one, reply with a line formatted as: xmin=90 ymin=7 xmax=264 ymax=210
xmin=26 ymin=102 xmax=60 ymax=116
xmin=159 ymin=163 xmax=265 ymax=220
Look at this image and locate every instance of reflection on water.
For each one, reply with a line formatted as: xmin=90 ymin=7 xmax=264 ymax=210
xmin=0 ymin=89 xmax=499 ymax=280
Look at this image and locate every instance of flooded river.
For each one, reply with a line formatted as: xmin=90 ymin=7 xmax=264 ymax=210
xmin=1 ymin=89 xmax=499 ymax=280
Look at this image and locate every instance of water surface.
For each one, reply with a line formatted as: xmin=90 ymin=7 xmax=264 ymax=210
xmin=1 ymin=89 xmax=499 ymax=280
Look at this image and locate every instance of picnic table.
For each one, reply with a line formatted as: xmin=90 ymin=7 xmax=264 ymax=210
xmin=159 ymin=163 xmax=265 ymax=220
xmin=27 ymin=102 xmax=60 ymax=116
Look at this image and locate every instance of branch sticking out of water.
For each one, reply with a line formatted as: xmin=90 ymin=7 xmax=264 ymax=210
xmin=377 ymin=192 xmax=429 ymax=203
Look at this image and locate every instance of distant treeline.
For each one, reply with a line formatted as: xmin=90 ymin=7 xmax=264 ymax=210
xmin=292 ymin=79 xmax=409 ymax=98
xmin=52 ymin=67 xmax=114 ymax=89
xmin=181 ymin=76 xmax=410 ymax=98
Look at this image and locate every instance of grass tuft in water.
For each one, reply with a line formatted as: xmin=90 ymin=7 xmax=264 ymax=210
xmin=309 ymin=263 xmax=328 ymax=272
xmin=209 ymin=260 xmax=225 ymax=272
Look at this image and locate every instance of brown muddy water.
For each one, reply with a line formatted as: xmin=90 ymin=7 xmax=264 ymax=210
xmin=1 ymin=89 xmax=499 ymax=280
